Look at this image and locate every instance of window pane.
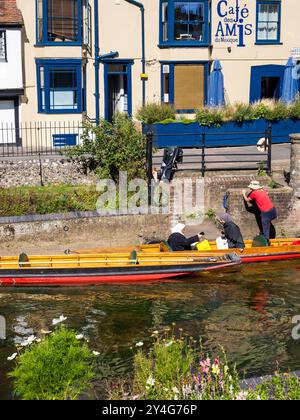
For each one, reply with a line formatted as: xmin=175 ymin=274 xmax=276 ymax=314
xmin=175 ymin=2 xmax=189 ymax=20
xmin=190 ymin=3 xmax=204 ymax=21
xmin=37 ymin=0 xmax=43 ymax=43
xmin=268 ymin=4 xmax=279 ymax=21
xmin=174 ymin=2 xmax=205 ymax=42
xmin=50 ymin=90 xmax=77 ymax=110
xmin=47 ymin=0 xmax=79 ymax=42
xmin=50 ymin=68 xmax=76 ymax=89
xmin=107 ymin=64 xmax=127 ymax=73
xmin=162 ymin=2 xmax=168 ymax=41
xmin=258 ymin=4 xmax=269 ymax=21
xmin=0 ymin=31 xmax=6 ymax=60
xmin=48 ymin=67 xmax=79 ymax=110
xmin=267 ymin=22 xmax=278 ymax=40
xmin=174 ymin=23 xmax=189 ymax=39
xmin=189 ymin=23 xmax=204 ymax=41
xmin=257 ymin=22 xmax=268 ymax=40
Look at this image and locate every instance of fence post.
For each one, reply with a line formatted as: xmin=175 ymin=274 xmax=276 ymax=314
xmin=266 ymin=122 xmax=272 ymax=175
xmin=201 ymin=130 xmax=206 ymax=177
xmin=146 ymin=130 xmax=153 ymax=207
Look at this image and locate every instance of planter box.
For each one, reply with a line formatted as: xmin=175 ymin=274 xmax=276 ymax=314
xmin=143 ymin=119 xmax=300 ymax=148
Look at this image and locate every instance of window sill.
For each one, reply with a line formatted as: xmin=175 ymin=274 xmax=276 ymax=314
xmin=158 ymin=42 xmax=211 ymax=49
xmin=35 ymin=42 xmax=82 ymax=47
xmin=38 ymin=110 xmax=83 ymax=115
xmin=255 ymin=41 xmax=283 ymax=45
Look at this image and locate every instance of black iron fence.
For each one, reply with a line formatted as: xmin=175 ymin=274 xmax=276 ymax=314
xmin=146 ymin=126 xmax=273 ymax=180
xmin=0 ymin=121 xmax=87 ymax=157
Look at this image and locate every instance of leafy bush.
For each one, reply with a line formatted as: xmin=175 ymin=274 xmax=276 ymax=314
xmin=8 ymin=325 xmax=95 ymax=400
xmin=231 ymin=103 xmax=256 ymax=123
xmin=109 ymin=327 xmax=300 ymax=401
xmin=288 ymin=100 xmax=300 ymax=119
xmin=0 ymin=184 xmax=99 ymax=216
xmin=144 ymin=100 xmax=300 ymax=126
xmin=136 ymin=103 xmax=176 ymax=124
xmin=265 ymin=101 xmax=289 ymax=121
xmin=68 ymin=113 xmax=146 ymax=181
xmin=195 ymin=107 xmax=223 ymax=127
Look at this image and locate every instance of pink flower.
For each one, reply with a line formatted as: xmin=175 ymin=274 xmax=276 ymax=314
xmin=214 ymin=357 xmax=220 ymax=366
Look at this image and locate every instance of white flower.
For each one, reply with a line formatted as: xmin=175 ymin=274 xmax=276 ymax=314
xmin=20 ymin=335 xmax=36 ymax=347
xmin=135 ymin=341 xmax=144 ymax=347
xmin=92 ymin=351 xmax=100 ymax=356
xmin=76 ymin=334 xmax=84 ymax=340
xmin=165 ymin=341 xmax=173 ymax=347
xmin=7 ymin=353 xmax=17 ymax=361
xmin=172 ymin=386 xmax=179 ymax=394
xmin=41 ymin=329 xmax=51 ymax=334
xmin=224 ymin=365 xmax=229 ymax=375
xmin=229 ymin=385 xmax=234 ymax=394
xmin=36 ymin=339 xmax=42 ymax=343
xmin=52 ymin=315 xmax=67 ymax=326
xmin=146 ymin=376 xmax=155 ymax=387
xmin=153 ymin=331 xmax=159 ymax=335
xmin=164 ymin=388 xmax=169 ymax=392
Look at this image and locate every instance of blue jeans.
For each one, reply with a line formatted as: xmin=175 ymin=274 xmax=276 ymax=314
xmin=261 ymin=207 xmax=277 ymax=240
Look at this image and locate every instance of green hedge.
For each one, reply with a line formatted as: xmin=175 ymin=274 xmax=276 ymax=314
xmin=136 ymin=100 xmax=300 ymax=126
xmin=0 ymin=185 xmax=99 ymax=217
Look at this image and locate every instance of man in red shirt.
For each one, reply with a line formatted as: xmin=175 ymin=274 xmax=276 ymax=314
xmin=242 ymin=181 xmax=277 ymax=243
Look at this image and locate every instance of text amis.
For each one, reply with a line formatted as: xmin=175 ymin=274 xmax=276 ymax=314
xmin=215 ymin=0 xmax=253 ymax=47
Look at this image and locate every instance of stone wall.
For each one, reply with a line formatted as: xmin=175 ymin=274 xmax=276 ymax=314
xmin=0 ymin=213 xmax=171 ymax=255
xmin=226 ymin=187 xmax=299 ymax=238
xmin=0 ymin=156 xmax=97 ymax=187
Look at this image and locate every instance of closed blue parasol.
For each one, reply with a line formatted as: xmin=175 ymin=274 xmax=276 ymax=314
xmin=207 ymin=60 xmax=225 ymax=107
xmin=281 ymin=57 xmax=299 ymax=103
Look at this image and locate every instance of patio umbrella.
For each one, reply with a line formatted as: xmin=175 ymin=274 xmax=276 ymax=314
xmin=281 ymin=57 xmax=299 ymax=103
xmin=207 ymin=60 xmax=225 ymax=107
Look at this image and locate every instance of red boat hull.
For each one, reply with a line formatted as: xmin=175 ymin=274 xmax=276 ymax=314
xmin=242 ymin=252 xmax=300 ymax=264
xmin=0 ymin=272 xmax=190 ymax=286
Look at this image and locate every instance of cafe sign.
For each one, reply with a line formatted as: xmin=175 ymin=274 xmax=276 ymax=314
xmin=215 ymin=0 xmax=253 ymax=47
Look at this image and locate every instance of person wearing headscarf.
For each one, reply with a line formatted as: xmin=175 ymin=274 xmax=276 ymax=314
xmin=216 ymin=213 xmax=245 ymax=249
xmin=242 ymin=180 xmax=277 ymax=242
xmin=167 ymin=223 xmax=201 ymax=251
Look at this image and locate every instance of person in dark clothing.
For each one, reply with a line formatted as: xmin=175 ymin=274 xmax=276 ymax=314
xmin=167 ymin=223 xmax=201 ymax=251
xmin=216 ymin=213 xmax=245 ymax=249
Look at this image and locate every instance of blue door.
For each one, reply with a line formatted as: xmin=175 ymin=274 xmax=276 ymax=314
xmin=250 ymin=65 xmax=285 ymax=102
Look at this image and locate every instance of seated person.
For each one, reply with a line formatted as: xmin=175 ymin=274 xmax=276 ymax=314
xmin=216 ymin=213 xmax=245 ymax=250
xmin=195 ymin=232 xmax=212 ymax=251
xmin=168 ymin=223 xmax=202 ymax=251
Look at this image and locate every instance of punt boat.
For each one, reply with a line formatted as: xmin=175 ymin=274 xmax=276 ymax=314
xmin=70 ymin=238 xmax=300 ymax=264
xmin=0 ymin=252 xmax=240 ymax=287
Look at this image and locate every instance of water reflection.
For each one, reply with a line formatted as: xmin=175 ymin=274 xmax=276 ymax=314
xmin=0 ymin=261 xmax=300 ymax=399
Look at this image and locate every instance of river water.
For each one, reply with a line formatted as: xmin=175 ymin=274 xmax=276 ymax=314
xmin=1 ymin=261 xmax=300 ymax=399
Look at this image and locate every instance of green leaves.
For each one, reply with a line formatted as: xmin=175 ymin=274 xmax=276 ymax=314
xmin=136 ymin=103 xmax=176 ymax=124
xmin=68 ymin=114 xmax=146 ymax=182
xmin=8 ymin=326 xmax=95 ymax=400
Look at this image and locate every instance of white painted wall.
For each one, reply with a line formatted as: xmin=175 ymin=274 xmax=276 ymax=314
xmin=0 ymin=28 xmax=23 ymax=90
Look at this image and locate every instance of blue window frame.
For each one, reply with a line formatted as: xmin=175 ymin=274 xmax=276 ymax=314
xmin=36 ymin=0 xmax=83 ymax=46
xmin=36 ymin=59 xmax=84 ymax=114
xmin=256 ymin=1 xmax=281 ymax=44
xmin=250 ymin=65 xmax=285 ymax=102
xmin=103 ymin=60 xmax=133 ymax=122
xmin=161 ymin=61 xmax=209 ymax=112
xmin=159 ymin=0 xmax=210 ymax=47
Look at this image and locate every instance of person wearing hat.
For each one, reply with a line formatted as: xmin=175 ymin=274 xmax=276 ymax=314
xmin=242 ymin=181 xmax=277 ymax=242
xmin=167 ymin=223 xmax=203 ymax=251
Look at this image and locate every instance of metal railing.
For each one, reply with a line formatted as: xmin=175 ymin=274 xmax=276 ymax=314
xmin=145 ymin=125 xmax=273 ymax=181
xmin=0 ymin=121 xmax=87 ymax=157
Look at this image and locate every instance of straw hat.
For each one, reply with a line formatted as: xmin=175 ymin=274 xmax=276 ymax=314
xmin=248 ymin=180 xmax=263 ymax=190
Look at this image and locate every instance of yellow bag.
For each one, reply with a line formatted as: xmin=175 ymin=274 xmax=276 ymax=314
xmin=196 ymin=240 xmax=211 ymax=251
